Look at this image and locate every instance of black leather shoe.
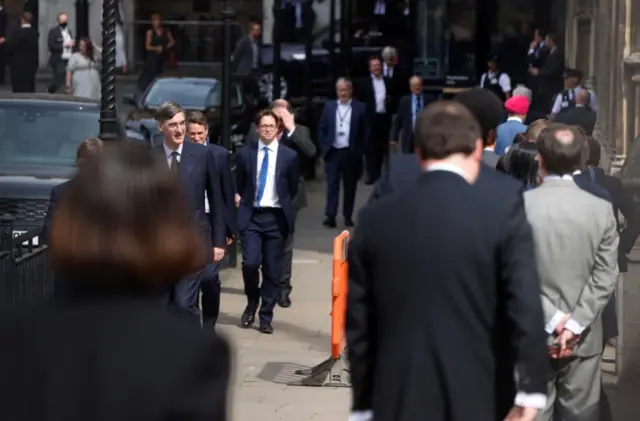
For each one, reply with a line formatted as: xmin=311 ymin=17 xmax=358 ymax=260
xmin=344 ymin=219 xmax=355 ymax=227
xmin=323 ymin=217 xmax=337 ymax=228
xmin=259 ymin=322 xmax=274 ymax=334
xmin=240 ymin=303 xmax=257 ymax=328
xmin=278 ymin=290 xmax=292 ymax=308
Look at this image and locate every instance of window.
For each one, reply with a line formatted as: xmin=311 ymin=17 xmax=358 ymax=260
xmin=144 ymin=79 xmax=243 ymax=110
xmin=0 ymin=103 xmax=99 ymax=167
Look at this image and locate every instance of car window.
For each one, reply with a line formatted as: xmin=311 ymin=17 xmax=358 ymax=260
xmin=144 ymin=79 xmax=243 ymax=109
xmin=0 ymin=102 xmax=99 ymax=166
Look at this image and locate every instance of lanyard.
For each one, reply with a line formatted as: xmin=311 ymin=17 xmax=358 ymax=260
xmin=337 ymin=105 xmax=351 ymax=127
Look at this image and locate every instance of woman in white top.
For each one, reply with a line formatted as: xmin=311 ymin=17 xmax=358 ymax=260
xmin=115 ymin=12 xmax=128 ymax=73
xmin=65 ymin=37 xmax=101 ymax=100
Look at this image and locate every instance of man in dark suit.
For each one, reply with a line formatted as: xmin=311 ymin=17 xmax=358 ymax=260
xmin=318 ymin=77 xmax=369 ymax=228
xmin=554 ymin=89 xmax=597 ymax=135
xmin=391 ymin=75 xmax=434 ymax=154
xmin=47 ymin=12 xmax=74 ymax=93
xmin=529 ymin=32 xmax=564 ymax=114
xmin=0 ymin=0 xmax=6 ymax=85
xmin=347 ymin=100 xmax=548 ymax=421
xmin=235 ymin=109 xmax=299 ymax=334
xmin=356 ymin=56 xmax=393 ymax=184
xmin=381 ymin=46 xmax=407 ymax=96
xmin=232 ymin=21 xmax=262 ymax=101
xmin=186 ymin=111 xmax=237 ymax=328
xmin=5 ymin=12 xmax=38 ymax=93
xmin=154 ymin=102 xmax=227 ymax=323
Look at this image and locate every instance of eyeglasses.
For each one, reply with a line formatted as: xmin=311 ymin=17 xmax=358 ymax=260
xmin=259 ymin=124 xmax=277 ymax=130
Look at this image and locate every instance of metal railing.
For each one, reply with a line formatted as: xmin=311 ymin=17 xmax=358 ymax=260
xmin=128 ymin=20 xmax=246 ymax=67
xmin=0 ymin=214 xmax=54 ymax=305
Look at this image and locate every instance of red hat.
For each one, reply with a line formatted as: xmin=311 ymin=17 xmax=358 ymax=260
xmin=505 ymin=95 xmax=530 ymax=115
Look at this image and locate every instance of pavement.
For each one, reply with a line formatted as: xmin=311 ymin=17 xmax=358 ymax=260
xmin=216 ymin=179 xmax=640 ymax=420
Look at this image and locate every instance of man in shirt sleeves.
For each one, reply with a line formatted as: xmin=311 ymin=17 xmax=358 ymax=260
xmin=154 ymin=102 xmax=227 ymax=323
xmin=235 ymin=109 xmax=299 ymax=334
xmin=346 ymin=101 xmax=548 ymax=421
xmin=318 ymin=78 xmax=369 ymax=228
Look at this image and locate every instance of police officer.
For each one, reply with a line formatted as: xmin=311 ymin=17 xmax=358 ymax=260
xmin=550 ymin=68 xmax=581 ymax=117
xmin=479 ymin=54 xmax=512 ymax=102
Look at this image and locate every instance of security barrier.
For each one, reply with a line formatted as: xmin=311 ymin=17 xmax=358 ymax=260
xmin=291 ymin=230 xmax=351 ymax=387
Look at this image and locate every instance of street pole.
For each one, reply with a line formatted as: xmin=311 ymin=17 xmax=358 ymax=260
xmin=75 ymin=0 xmax=89 ymax=39
xmin=340 ymin=0 xmax=351 ymax=76
xmin=272 ymin=4 xmax=282 ymax=102
xmin=303 ymin=0 xmax=316 ymax=180
xmin=328 ymin=0 xmax=336 ymax=96
xmin=99 ymin=0 xmax=119 ymax=141
xmin=221 ymin=3 xmax=235 ymax=150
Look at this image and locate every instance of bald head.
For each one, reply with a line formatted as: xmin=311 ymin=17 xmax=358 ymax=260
xmin=537 ymin=123 xmax=586 ymax=175
xmin=576 ymin=89 xmax=590 ymax=106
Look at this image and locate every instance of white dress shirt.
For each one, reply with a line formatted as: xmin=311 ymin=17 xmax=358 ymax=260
xmin=334 ymin=101 xmax=352 ymax=149
xmin=371 ymin=75 xmax=387 ymax=113
xmin=254 ymin=139 xmax=280 ymax=208
xmin=162 ymin=142 xmax=183 ymax=168
xmin=373 ymin=0 xmax=386 ymax=15
xmin=350 ymin=163 xmax=549 ymax=421
xmin=61 ymin=27 xmax=73 ymax=60
xmin=383 ymin=63 xmax=394 ymax=78
xmin=551 ymin=86 xmax=599 ymax=114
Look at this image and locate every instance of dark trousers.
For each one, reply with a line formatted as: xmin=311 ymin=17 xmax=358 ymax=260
xmin=281 ymin=209 xmax=298 ymax=293
xmin=10 ymin=67 xmax=36 ymax=93
xmin=365 ymin=113 xmax=391 ymax=183
xmin=47 ymin=58 xmax=68 ymax=93
xmin=241 ymin=208 xmax=287 ymax=324
xmin=199 ymin=262 xmax=221 ymax=326
xmin=324 ymin=148 xmax=361 ymax=220
xmin=173 ymin=272 xmax=202 ymax=322
xmin=0 ymin=48 xmax=5 ymax=84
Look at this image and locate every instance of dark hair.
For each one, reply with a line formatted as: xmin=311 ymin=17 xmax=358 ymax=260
xmin=502 ymin=142 xmax=539 ymax=188
xmin=186 ymin=111 xmax=208 ymax=128
xmin=255 ymin=109 xmax=282 ymax=127
xmin=586 ymin=136 xmax=601 ymax=167
xmin=537 ymin=123 xmax=585 ymax=175
xmin=546 ymin=32 xmax=559 ymax=44
xmin=76 ymin=137 xmax=103 ymax=167
xmin=155 ymin=101 xmax=185 ymax=124
xmin=79 ymin=37 xmax=95 ymax=62
xmin=536 ymin=28 xmax=548 ymax=38
xmin=513 ymin=133 xmax=528 ymax=146
xmin=454 ymin=88 xmax=504 ymax=142
xmin=368 ymin=56 xmax=382 ymax=66
xmin=525 ymin=119 xmax=550 ymax=142
xmin=414 ymin=100 xmax=481 ymax=160
xmin=51 ymin=143 xmax=205 ymax=287
xmin=21 ymin=11 xmax=33 ymax=23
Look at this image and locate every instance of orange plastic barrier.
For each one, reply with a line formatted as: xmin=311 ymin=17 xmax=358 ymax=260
xmin=330 ymin=230 xmax=349 ymax=359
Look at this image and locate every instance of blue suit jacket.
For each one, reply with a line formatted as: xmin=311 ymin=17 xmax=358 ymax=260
xmin=156 ymin=141 xmax=227 ymax=249
xmin=235 ymin=141 xmax=299 ymax=236
xmin=207 ymin=143 xmax=237 ymax=237
xmin=573 ymin=173 xmax=612 ymax=202
xmin=496 ymin=119 xmax=527 ymax=156
xmin=317 ymin=99 xmax=369 ymax=157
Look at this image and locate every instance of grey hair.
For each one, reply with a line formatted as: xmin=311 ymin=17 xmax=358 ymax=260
xmin=155 ymin=101 xmax=185 ymax=123
xmin=271 ymin=98 xmax=294 ymax=114
xmin=381 ymin=46 xmax=397 ymax=60
xmin=512 ymin=84 xmax=532 ymax=101
xmin=335 ymin=77 xmax=352 ymax=88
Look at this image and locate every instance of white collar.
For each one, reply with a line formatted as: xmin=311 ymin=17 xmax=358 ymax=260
xmin=258 ymin=139 xmax=279 ymax=152
xmin=572 ymin=170 xmax=581 ymax=175
xmin=426 ymin=163 xmax=468 ymax=181
xmin=21 ymin=23 xmax=31 ymax=28
xmin=543 ymin=174 xmax=574 ymax=181
xmin=507 ymin=116 xmax=524 ymax=122
xmin=483 ymin=147 xmax=494 ymax=151
xmin=371 ymin=73 xmax=384 ymax=81
xmin=162 ymin=141 xmax=184 ymax=159
xmin=337 ymin=100 xmax=352 ymax=106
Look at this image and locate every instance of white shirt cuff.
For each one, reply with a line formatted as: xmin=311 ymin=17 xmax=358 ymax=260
xmin=288 ymin=127 xmax=296 ymax=136
xmin=515 ymin=392 xmax=547 ymax=409
xmin=545 ymin=310 xmax=565 ymax=334
xmin=349 ymin=410 xmax=373 ymax=421
xmin=528 ymin=48 xmax=535 ymax=55
xmin=564 ymin=318 xmax=586 ymax=335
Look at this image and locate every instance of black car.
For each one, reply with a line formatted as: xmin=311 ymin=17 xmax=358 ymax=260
xmin=0 ymin=94 xmax=139 ymax=239
xmin=123 ymin=75 xmax=255 ymax=148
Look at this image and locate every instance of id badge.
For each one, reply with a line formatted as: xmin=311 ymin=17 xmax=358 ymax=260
xmin=490 ymin=78 xmax=498 ymax=84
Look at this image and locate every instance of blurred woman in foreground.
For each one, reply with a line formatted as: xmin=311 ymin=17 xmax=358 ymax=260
xmin=0 ymin=143 xmax=231 ymax=421
xmin=500 ymin=141 xmax=540 ymax=190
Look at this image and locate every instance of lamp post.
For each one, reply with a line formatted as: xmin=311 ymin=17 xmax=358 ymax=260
xmin=328 ymin=0 xmax=336 ymax=96
xmin=75 ymin=0 xmax=89 ymax=39
xmin=340 ymin=0 xmax=352 ymax=76
xmin=99 ymin=0 xmax=119 ymax=141
xmin=221 ymin=3 xmax=235 ymax=150
xmin=303 ymin=0 xmax=315 ymax=180
xmin=272 ymin=4 xmax=282 ymax=101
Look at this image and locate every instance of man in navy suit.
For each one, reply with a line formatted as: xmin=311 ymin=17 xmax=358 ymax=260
xmin=318 ymin=77 xmax=369 ymax=228
xmin=154 ymin=102 xmax=227 ymax=323
xmin=391 ymin=75 xmax=434 ymax=154
xmin=186 ymin=111 xmax=237 ymax=328
xmin=235 ymin=109 xmax=299 ymax=334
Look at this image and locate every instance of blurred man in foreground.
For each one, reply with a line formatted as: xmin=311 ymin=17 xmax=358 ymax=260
xmin=347 ymin=100 xmax=548 ymax=421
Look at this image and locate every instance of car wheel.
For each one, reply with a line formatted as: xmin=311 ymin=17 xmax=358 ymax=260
xmin=259 ymin=72 xmax=288 ymax=103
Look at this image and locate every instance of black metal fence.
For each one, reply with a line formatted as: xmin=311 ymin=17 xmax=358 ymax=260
xmin=0 ymin=214 xmax=54 ymax=305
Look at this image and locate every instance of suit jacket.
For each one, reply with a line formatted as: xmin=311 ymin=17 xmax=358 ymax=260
xmin=208 ymin=144 xmax=237 ymax=236
xmin=536 ymin=48 xmax=565 ymax=109
xmin=231 ymin=35 xmax=259 ymax=75
xmin=496 ymin=119 xmax=527 ymax=156
xmin=48 ymin=26 xmax=72 ymax=65
xmin=235 ymin=141 xmax=299 ymax=236
xmin=355 ymin=75 xmax=395 ymax=115
xmin=482 ymin=149 xmax=500 ymax=168
xmin=0 ymin=296 xmax=231 ymax=421
xmin=391 ymin=93 xmax=435 ymax=154
xmin=246 ymin=123 xmax=316 ymax=209
xmin=318 ymin=100 xmax=369 ymax=157
xmin=42 ymin=180 xmax=71 ymax=245
xmin=156 ymin=141 xmax=227 ymax=249
xmin=0 ymin=9 xmax=6 ymax=39
xmin=348 ymin=168 xmax=548 ymax=421
xmin=554 ymin=106 xmax=597 ymax=135
xmin=5 ymin=26 xmax=39 ymax=72
xmin=524 ymin=179 xmax=619 ymax=357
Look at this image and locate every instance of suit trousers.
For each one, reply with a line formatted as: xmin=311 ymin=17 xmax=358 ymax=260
xmin=241 ymin=208 xmax=287 ymax=323
xmin=365 ymin=113 xmax=391 ymax=183
xmin=324 ymin=148 xmax=361 ymax=220
xmin=281 ymin=209 xmax=299 ymax=292
xmin=10 ymin=66 xmax=36 ymax=93
xmin=199 ymin=262 xmax=221 ymax=326
xmin=0 ymin=47 xmax=5 ymax=84
xmin=540 ymin=355 xmax=601 ymax=421
xmin=47 ymin=59 xmax=68 ymax=93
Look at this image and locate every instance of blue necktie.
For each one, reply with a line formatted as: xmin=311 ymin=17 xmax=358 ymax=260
xmin=256 ymin=146 xmax=269 ymax=206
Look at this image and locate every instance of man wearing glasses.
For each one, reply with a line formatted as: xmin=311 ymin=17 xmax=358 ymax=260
xmin=235 ymin=109 xmax=299 ymax=334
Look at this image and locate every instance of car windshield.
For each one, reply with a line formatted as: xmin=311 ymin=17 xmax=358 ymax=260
xmin=144 ymin=79 xmax=242 ymax=109
xmin=0 ymin=102 xmax=99 ymax=167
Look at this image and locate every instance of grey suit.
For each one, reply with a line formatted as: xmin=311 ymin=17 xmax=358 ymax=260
xmin=482 ymin=149 xmax=500 ymax=168
xmin=231 ymin=35 xmax=259 ymax=75
xmin=524 ymin=179 xmax=619 ymax=421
